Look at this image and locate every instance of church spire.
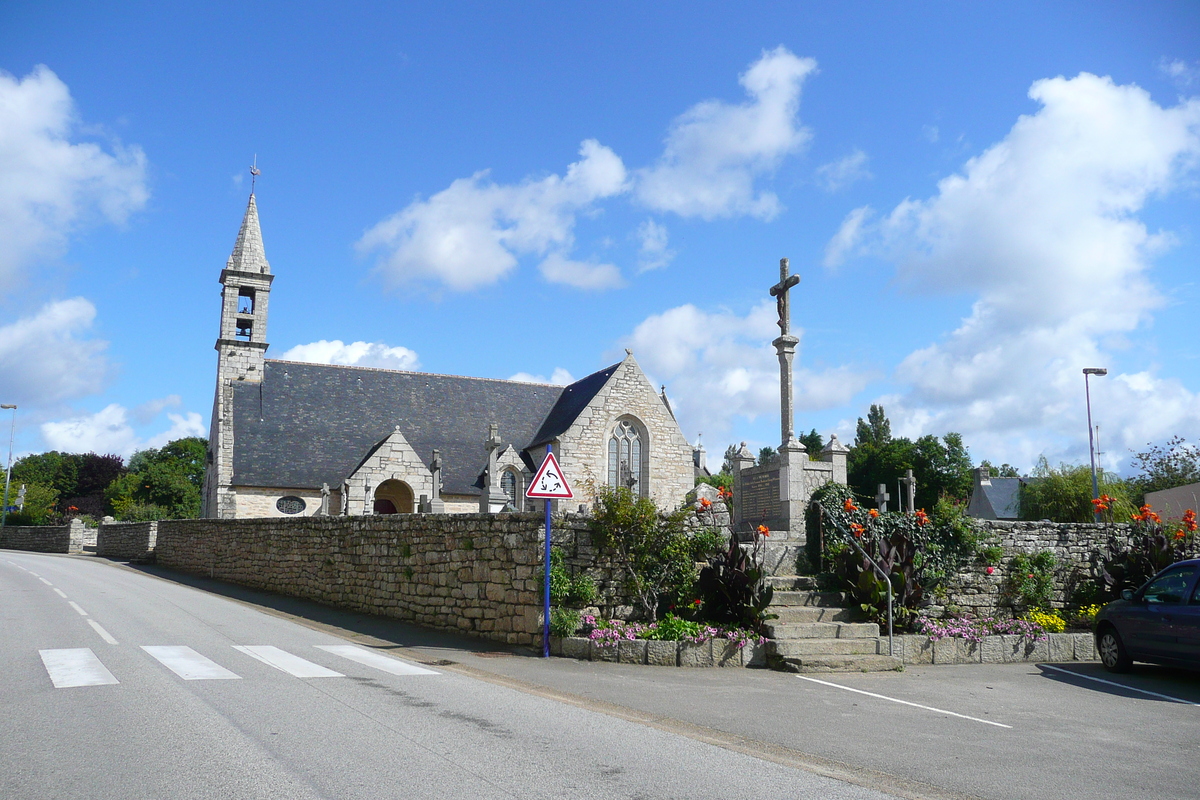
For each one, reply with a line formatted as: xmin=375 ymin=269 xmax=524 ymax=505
xmin=226 ymin=193 xmax=271 ymax=274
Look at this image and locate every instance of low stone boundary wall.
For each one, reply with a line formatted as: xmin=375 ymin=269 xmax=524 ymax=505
xmin=552 ymin=637 xmax=767 ymax=667
xmin=97 ymin=521 xmax=157 ymax=561
xmin=0 ymin=519 xmax=87 ymax=554
xmin=154 ymin=513 xmax=620 ymax=647
xmin=551 ymin=632 xmax=1096 ymax=667
xmin=893 ymin=632 xmax=1097 ymax=665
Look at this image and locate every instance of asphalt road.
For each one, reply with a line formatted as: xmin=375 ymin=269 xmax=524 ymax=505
xmin=5 ymin=551 xmax=1199 ymax=800
xmin=1 ymin=551 xmax=901 ymax=800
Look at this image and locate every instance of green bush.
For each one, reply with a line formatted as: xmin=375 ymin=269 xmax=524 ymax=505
xmin=1019 ymin=458 xmax=1134 ymax=523
xmin=638 ymin=613 xmax=700 ymax=640
xmin=1007 ymin=551 xmax=1057 ymax=610
xmin=549 ymin=607 xmax=581 ymax=638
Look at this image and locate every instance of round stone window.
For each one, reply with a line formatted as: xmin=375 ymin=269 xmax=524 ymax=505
xmin=276 ymin=496 xmax=307 ymax=515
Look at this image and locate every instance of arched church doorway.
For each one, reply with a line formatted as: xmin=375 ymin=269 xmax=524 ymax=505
xmin=373 ymin=479 xmax=414 ymax=514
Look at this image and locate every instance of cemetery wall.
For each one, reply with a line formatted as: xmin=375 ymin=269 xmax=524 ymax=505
xmin=933 ymin=520 xmax=1200 ymax=618
xmin=96 ymin=520 xmax=158 ymax=561
xmin=154 ymin=513 xmax=626 ymax=646
xmin=0 ymin=519 xmax=86 ymax=553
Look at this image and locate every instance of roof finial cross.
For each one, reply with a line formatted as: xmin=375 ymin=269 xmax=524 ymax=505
xmin=250 ymin=155 xmax=261 ymax=194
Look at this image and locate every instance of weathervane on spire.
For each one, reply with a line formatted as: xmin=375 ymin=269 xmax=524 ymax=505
xmin=249 ymin=155 xmax=261 ymax=193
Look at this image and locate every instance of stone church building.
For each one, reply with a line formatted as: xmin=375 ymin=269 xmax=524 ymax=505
xmin=202 ymin=194 xmax=698 ymax=519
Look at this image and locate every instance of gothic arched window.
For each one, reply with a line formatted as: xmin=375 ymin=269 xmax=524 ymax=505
xmin=607 ymin=418 xmax=644 ymax=494
xmin=501 ymin=468 xmax=521 ymax=510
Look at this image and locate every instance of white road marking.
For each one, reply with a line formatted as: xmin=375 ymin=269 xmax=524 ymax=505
xmin=38 ymin=577 xmax=52 ymax=586
xmin=53 ymin=588 xmax=67 ymax=598
xmin=40 ymin=648 xmax=119 ymax=688
xmin=87 ymin=619 xmax=119 ymax=645
xmin=233 ymin=646 xmax=345 ymax=678
xmin=315 ymin=645 xmax=439 ymax=676
xmin=68 ymin=601 xmax=88 ymax=616
xmin=795 ymin=675 xmax=1013 ymax=729
xmin=141 ymin=646 xmax=241 ymax=681
xmin=1042 ymin=664 xmax=1200 ymax=706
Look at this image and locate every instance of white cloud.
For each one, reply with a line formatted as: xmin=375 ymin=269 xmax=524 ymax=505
xmin=624 ymin=301 xmax=873 ymax=440
xmin=635 ymin=219 xmax=675 ymax=272
xmin=41 ymin=403 xmax=205 ymax=457
xmin=537 ymin=252 xmax=624 ymax=290
xmin=0 ymin=298 xmax=108 ymax=406
xmin=1159 ymin=58 xmax=1198 ymax=88
xmin=277 ymin=339 xmax=421 ymax=371
xmin=132 ymin=394 xmax=181 ymax=425
xmin=833 ymin=73 xmax=1200 ymax=469
xmin=508 ymin=368 xmax=575 ymax=385
xmin=0 ymin=65 xmax=149 ymax=289
xmin=358 ymin=139 xmax=626 ymax=291
xmin=823 ymin=205 xmax=873 ymax=268
xmin=635 ymin=47 xmax=817 ymax=220
xmin=816 ymin=149 xmax=871 ymax=191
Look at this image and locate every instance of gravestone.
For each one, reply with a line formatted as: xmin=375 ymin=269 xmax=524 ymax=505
xmin=731 ymin=258 xmax=848 ymax=575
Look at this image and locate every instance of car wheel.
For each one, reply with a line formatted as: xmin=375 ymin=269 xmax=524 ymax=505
xmin=1097 ymin=626 xmax=1132 ymax=673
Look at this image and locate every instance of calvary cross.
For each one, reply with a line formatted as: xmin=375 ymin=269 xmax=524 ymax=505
xmin=769 ymin=257 xmax=801 ymax=448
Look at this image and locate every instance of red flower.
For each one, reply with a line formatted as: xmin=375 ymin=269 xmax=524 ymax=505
xmin=914 ymin=509 xmax=929 ymax=527
xmin=844 ymin=498 xmax=858 ymax=512
xmin=850 ymin=522 xmax=865 ymax=538
xmin=1183 ymin=509 xmax=1197 ymax=533
xmin=699 ymin=497 xmax=712 ymax=508
xmin=868 ymin=509 xmax=880 ymax=518
xmin=757 ymin=525 xmax=770 ymax=537
xmin=1175 ymin=530 xmax=1186 ymax=540
xmin=986 ymin=566 xmax=995 ymax=575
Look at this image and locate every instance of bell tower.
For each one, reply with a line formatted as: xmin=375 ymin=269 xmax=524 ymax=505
xmin=215 ymin=192 xmax=273 ymax=382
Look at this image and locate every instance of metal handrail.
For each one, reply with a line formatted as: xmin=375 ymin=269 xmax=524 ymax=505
xmin=825 ymin=516 xmax=893 ymax=657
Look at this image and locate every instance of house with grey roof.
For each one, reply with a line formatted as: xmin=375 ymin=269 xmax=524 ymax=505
xmin=201 ymin=194 xmax=697 ymax=519
xmin=966 ymin=467 xmax=1022 ymax=520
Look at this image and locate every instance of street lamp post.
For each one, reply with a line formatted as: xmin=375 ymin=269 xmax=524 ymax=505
xmin=1083 ymin=369 xmax=1107 ymax=522
xmin=1 ymin=404 xmax=15 ymax=529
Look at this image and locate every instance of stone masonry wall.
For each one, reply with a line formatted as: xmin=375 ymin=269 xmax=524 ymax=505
xmin=97 ymin=521 xmax=157 ymax=561
xmin=0 ymin=520 xmax=86 ymax=553
xmin=933 ymin=520 xmax=1199 ymax=618
xmin=154 ymin=513 xmax=609 ymax=646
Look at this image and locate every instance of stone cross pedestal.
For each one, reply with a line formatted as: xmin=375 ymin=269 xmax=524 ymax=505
xmin=875 ymin=484 xmax=890 ymax=513
xmin=900 ymin=469 xmax=917 ymax=513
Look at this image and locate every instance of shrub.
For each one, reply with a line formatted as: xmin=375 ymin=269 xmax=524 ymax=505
xmin=1019 ymin=458 xmax=1134 ymax=523
xmin=695 ymin=530 xmax=776 ymax=633
xmin=1007 ymin=551 xmax=1057 ymax=610
xmin=549 ymin=607 xmax=581 ymax=638
xmin=1096 ymin=504 xmax=1196 ymax=600
xmin=1022 ymin=608 xmax=1066 ymax=633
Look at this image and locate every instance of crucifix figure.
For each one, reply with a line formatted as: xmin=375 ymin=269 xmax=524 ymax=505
xmin=769 ymin=258 xmax=802 ymax=449
xmin=770 ymin=257 xmax=801 ymax=335
xmin=875 ymin=483 xmax=890 ymax=514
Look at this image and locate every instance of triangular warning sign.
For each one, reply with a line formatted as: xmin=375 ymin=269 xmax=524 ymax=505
xmin=525 ymin=452 xmax=574 ymax=499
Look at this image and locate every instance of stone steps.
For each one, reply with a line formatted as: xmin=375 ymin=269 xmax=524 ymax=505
xmin=765 ymin=621 xmax=880 ymax=640
xmin=764 ymin=577 xmax=900 ymax=673
xmin=770 ymin=606 xmax=861 ymax=624
xmin=775 ymin=654 xmax=905 ymax=674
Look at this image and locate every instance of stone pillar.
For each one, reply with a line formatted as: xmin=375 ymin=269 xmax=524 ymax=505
xmin=820 ymin=434 xmax=849 ymax=485
xmin=773 ymin=334 xmax=801 ymax=450
xmin=729 ymin=442 xmax=756 ymax=527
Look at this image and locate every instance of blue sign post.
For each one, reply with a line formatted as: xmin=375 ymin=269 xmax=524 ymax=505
xmin=525 ymin=445 xmax=574 ymax=658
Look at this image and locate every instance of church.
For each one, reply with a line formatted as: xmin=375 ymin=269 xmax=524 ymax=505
xmin=201 ymin=194 xmax=700 ymax=519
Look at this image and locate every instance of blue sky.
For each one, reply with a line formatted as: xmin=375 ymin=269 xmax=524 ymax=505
xmin=1 ymin=1 xmax=1197 ymax=476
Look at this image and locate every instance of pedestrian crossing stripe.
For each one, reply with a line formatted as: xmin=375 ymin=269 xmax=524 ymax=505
xmin=38 ymin=644 xmax=440 ymax=687
xmin=233 ymin=645 xmax=344 ymax=678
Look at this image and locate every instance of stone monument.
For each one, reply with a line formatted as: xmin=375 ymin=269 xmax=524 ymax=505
xmin=731 ymin=258 xmax=848 ymax=575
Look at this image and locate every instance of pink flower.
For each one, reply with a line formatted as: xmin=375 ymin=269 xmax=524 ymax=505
xmin=986 ymin=566 xmax=995 ymax=575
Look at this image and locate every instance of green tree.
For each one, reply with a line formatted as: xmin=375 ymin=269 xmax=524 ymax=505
xmin=721 ymin=444 xmax=739 ymax=474
xmin=799 ymin=428 xmax=824 ymax=459
xmin=105 ymin=437 xmax=207 ymax=520
xmin=848 ymin=405 xmax=974 ymax=509
xmin=855 ymin=404 xmax=891 ymax=448
xmin=979 ymin=460 xmax=1020 ymax=478
xmin=1019 ymin=458 xmax=1134 ymax=523
xmin=757 ymin=446 xmax=778 ymax=467
xmin=1130 ymin=436 xmax=1200 ymax=501
xmin=3 ymin=482 xmax=60 ymax=525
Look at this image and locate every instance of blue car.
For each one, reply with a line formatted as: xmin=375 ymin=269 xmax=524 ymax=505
xmin=1094 ymin=558 xmax=1200 ymax=672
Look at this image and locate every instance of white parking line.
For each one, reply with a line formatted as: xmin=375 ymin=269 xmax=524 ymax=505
xmin=233 ymin=646 xmax=344 ymax=678
xmin=40 ymin=648 xmax=120 ymax=688
xmin=1042 ymin=664 xmax=1200 ymax=706
xmin=53 ymin=588 xmax=67 ymax=598
xmin=38 ymin=577 xmax=52 ymax=586
xmin=795 ymin=675 xmax=1013 ymax=728
xmin=315 ymin=645 xmax=439 ymax=676
xmin=68 ymin=601 xmax=88 ymax=616
xmin=142 ymin=646 xmax=241 ymax=681
xmin=87 ymin=619 xmax=119 ymax=645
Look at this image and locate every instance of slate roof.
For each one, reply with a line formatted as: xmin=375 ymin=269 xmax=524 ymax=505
xmin=969 ymin=477 xmax=1022 ymax=520
xmin=230 ymin=359 xmax=616 ymax=495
